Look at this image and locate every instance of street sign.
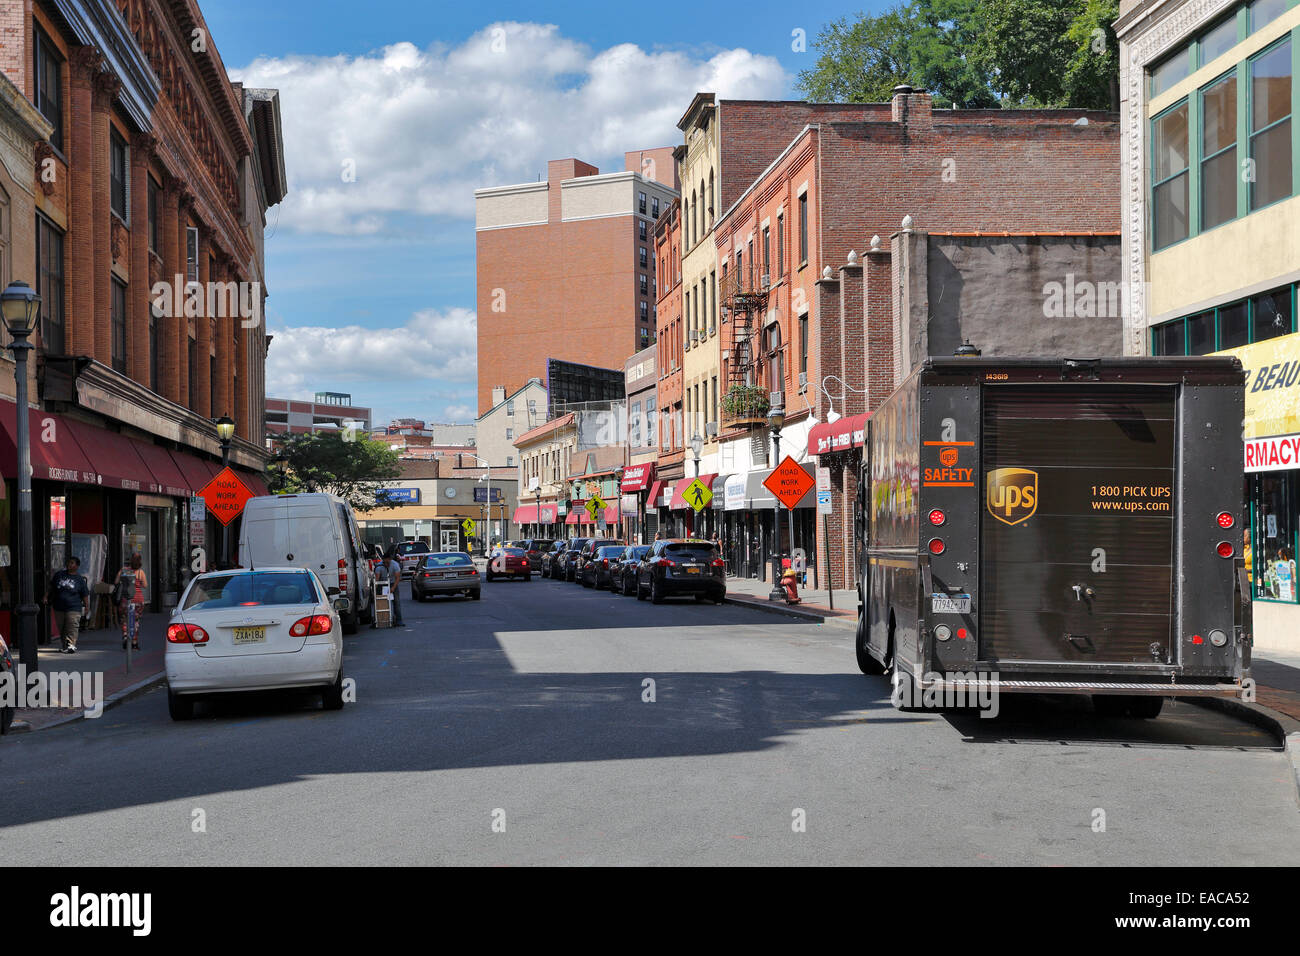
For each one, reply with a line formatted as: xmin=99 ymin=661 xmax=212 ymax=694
xmin=763 ymin=456 xmax=815 ymax=510
xmin=816 ymin=466 xmax=831 ymax=493
xmin=817 ymin=490 xmax=833 ymax=515
xmin=683 ymin=477 xmax=712 ymax=513
xmin=197 ymin=467 xmax=254 ymax=527
xmin=461 ymin=517 xmax=476 ymax=537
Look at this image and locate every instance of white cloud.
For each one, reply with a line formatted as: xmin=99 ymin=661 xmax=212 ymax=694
xmin=233 ymin=24 xmax=788 ymax=235
xmin=266 ymin=307 xmax=477 ymax=397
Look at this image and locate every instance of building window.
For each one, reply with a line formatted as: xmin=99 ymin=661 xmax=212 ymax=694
xmin=506 ymin=428 xmax=513 ymax=440
xmin=1199 ymin=15 xmax=1240 ymax=67
xmin=777 ymin=214 xmax=784 ymax=276
xmin=630 ymin=402 xmax=641 ymax=445
xmin=1151 ymin=48 xmax=1191 ymax=97
xmin=186 ymin=227 xmax=199 ymax=282
xmin=1250 ymin=472 xmax=1298 ymax=602
xmin=1252 ymin=286 xmax=1294 ymax=342
xmin=639 ymin=246 xmax=648 ymax=268
xmin=506 ymin=400 xmax=514 ymax=414
xmin=1200 ymin=72 xmax=1238 ymax=231
xmin=640 ymin=274 xmax=648 ymax=296
xmin=762 ymin=226 xmax=770 ymax=283
xmin=188 ymin=338 xmax=197 ymax=410
xmin=111 ymin=278 xmax=127 ymax=373
xmin=639 ymin=191 xmax=647 ymax=214
xmin=507 ymin=456 xmax=513 ymax=466
xmin=798 ymin=193 xmax=808 ymax=264
xmin=36 ymin=214 xmax=64 ymax=354
xmin=1152 ymin=101 xmax=1190 ymax=250
xmin=1251 ymin=0 xmax=1289 ymax=32
xmin=711 ymin=375 xmax=718 ymax=423
xmin=148 ymin=176 xmax=160 ymax=253
xmin=1249 ymin=39 xmax=1291 ymax=212
xmin=33 ymin=28 xmax=62 ymax=152
xmin=640 ymin=326 xmax=650 ymax=348
xmin=800 ymin=314 xmax=809 ymax=374
xmin=709 ymin=271 xmax=716 ymax=330
xmin=652 ymin=197 xmax=660 ymax=218
xmin=1150 ymin=282 xmax=1296 ymax=354
xmin=110 ymin=130 xmax=129 ymax=222
xmin=639 ymin=220 xmax=648 ymax=240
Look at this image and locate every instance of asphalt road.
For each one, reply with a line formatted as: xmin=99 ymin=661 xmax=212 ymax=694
xmin=2 ymin=573 xmax=1297 ymax=865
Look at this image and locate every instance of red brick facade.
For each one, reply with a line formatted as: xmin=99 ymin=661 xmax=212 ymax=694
xmin=654 ymin=195 xmax=684 ymax=479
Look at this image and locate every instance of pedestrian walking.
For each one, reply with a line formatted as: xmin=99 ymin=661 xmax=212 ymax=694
xmin=46 ymin=556 xmax=90 ymax=654
xmin=385 ymin=550 xmax=404 ymax=626
xmin=113 ymin=553 xmax=148 ymax=650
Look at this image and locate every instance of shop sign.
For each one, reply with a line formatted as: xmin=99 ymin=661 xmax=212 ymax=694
xmin=724 ymin=474 xmax=747 ymax=511
xmin=1244 ymin=433 xmax=1300 ymax=473
xmin=1215 ymin=333 xmax=1300 ymax=448
xmin=620 ymin=494 xmax=639 ymax=516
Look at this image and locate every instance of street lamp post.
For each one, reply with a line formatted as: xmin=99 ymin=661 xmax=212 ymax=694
xmin=690 ymin=433 xmax=703 ymax=536
xmin=215 ymin=416 xmax=235 ymax=569
xmin=2 ymin=281 xmax=41 ymax=670
xmin=767 ymin=395 xmax=785 ymax=602
xmin=465 ymin=453 xmax=492 ymax=556
xmin=614 ymin=465 xmax=625 ymax=542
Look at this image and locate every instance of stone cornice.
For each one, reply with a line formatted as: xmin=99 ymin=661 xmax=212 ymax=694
xmin=1118 ymin=0 xmax=1236 ymax=355
xmin=52 ymin=0 xmax=160 ymax=131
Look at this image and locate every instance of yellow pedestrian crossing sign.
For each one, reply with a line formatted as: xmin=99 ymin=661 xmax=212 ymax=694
xmin=461 ymin=518 xmax=476 ymax=537
xmin=586 ymin=495 xmax=606 ymax=521
xmin=684 ymin=478 xmax=712 ymax=513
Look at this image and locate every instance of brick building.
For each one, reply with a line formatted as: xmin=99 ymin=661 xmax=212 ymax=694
xmin=651 ymin=195 xmax=683 ymax=525
xmin=710 ymin=88 xmax=1122 ymax=587
xmin=0 ymin=0 xmax=285 ymax=634
xmin=266 ymin=391 xmax=372 ymax=437
xmin=474 ymin=154 xmax=677 ymax=416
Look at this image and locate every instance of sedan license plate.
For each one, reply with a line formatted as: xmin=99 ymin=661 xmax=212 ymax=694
xmin=233 ymin=626 xmax=266 ymax=645
xmin=931 ymin=593 xmax=970 ymax=614
xmin=683 ymin=566 xmax=701 ymax=574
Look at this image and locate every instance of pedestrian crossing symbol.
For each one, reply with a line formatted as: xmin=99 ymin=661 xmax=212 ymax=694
xmin=684 ymin=478 xmax=712 ymax=513
xmin=586 ymin=495 xmax=606 ymax=521
xmin=461 ymin=518 xmax=476 ymax=537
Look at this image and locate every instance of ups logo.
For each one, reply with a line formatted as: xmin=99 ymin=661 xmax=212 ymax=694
xmin=987 ymin=468 xmax=1038 ymax=525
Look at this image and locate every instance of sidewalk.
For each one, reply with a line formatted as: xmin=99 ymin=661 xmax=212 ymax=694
xmin=8 ymin=610 xmax=169 ymax=732
xmin=725 ymin=574 xmax=857 ymax=623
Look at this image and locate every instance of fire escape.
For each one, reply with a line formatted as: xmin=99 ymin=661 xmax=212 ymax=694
xmin=721 ymin=268 xmax=770 ymax=429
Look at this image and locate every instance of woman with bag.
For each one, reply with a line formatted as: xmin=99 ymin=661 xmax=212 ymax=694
xmin=114 ymin=553 xmax=148 ymax=650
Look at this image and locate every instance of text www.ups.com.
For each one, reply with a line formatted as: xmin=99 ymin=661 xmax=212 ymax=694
xmin=1092 ymin=499 xmax=1173 ymax=512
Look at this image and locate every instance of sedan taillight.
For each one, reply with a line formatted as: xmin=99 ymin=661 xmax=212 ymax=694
xmin=167 ymin=623 xmax=209 ymax=644
xmin=290 ymin=615 xmax=333 ymax=637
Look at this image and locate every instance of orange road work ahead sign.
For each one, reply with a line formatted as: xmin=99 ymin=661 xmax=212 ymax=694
xmin=763 ymin=456 xmax=814 ymax=510
xmin=198 ymin=467 xmax=254 ymax=526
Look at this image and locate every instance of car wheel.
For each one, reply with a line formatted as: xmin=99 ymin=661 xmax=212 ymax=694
xmin=322 ymin=670 xmax=345 ymax=711
xmin=167 ymin=689 xmax=194 ymax=721
xmin=714 ymin=593 xmax=725 ymax=605
xmin=650 ymin=576 xmax=664 ymax=604
xmin=636 ymin=580 xmax=646 ymax=601
xmin=471 ymin=590 xmax=481 ymax=600
xmin=524 ymin=573 xmax=532 ymax=582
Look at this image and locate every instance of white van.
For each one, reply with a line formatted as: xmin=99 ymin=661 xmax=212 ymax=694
xmin=237 ymin=493 xmax=374 ymax=634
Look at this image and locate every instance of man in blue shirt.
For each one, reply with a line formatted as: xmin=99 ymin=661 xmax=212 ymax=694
xmin=46 ymin=556 xmax=90 ymax=654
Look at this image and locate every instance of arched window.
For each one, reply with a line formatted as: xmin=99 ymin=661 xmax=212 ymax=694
xmin=708 ymin=170 xmax=715 ymax=227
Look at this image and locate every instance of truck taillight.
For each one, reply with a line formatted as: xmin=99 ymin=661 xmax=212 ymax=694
xmin=1216 ymin=541 xmax=1234 ymax=558
xmin=927 ymin=538 xmax=945 ymax=555
xmin=928 ymin=509 xmax=946 ymax=526
xmin=338 ymin=558 xmax=347 ymax=590
xmin=1216 ymin=512 xmax=1234 ymax=529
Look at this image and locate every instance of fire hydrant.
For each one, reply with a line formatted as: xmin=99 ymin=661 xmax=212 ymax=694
xmin=780 ymin=567 xmax=801 ymax=604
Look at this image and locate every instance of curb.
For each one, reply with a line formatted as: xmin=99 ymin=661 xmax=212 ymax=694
xmin=1187 ymin=696 xmax=1300 ymax=806
xmin=724 ymin=593 xmax=836 ymax=623
xmin=10 ymin=668 xmax=167 ymax=734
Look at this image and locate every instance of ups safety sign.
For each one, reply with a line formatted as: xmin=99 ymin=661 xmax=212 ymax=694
xmin=986 ymin=468 xmax=1038 ymax=525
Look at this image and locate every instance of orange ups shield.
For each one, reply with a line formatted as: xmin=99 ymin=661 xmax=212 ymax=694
xmin=986 ymin=468 xmax=1038 ymax=526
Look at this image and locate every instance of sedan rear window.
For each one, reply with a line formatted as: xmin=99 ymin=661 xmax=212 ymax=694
xmin=184 ymin=571 xmax=320 ymax=610
xmin=423 ymin=553 xmax=472 ymax=568
xmin=597 ymin=546 xmax=625 ymax=558
xmin=397 ymin=542 xmax=429 ymax=555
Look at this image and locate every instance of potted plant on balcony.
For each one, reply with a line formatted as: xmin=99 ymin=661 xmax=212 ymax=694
xmin=722 ymin=384 xmax=770 ymax=420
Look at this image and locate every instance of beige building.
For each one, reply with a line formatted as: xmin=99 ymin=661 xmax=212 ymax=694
xmin=1117 ymin=0 xmax=1300 ymax=652
xmin=476 ymin=379 xmax=547 ymax=468
xmin=359 ymin=458 xmax=517 ymax=553
xmin=514 ymin=412 xmax=578 ymax=537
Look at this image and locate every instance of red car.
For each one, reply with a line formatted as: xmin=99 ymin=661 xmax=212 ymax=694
xmin=486 ymin=547 xmax=531 ymax=582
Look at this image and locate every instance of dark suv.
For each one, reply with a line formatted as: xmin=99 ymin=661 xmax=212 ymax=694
xmin=636 ymin=539 xmax=726 ymax=604
xmin=541 ymin=541 xmax=567 ymax=579
xmin=613 ymin=544 xmax=651 ymax=595
xmin=522 ymin=539 xmax=555 ymax=573
xmin=576 ymin=538 xmax=622 ymax=586
xmin=561 ymin=538 xmax=590 ymax=581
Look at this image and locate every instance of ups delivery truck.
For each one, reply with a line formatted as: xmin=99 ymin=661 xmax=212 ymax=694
xmin=854 ymin=357 xmax=1251 ymax=718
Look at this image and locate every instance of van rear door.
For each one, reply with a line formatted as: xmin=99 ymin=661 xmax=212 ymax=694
xmin=980 ymin=385 xmax=1177 ymax=665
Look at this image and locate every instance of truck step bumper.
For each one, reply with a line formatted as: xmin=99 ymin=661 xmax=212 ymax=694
xmin=923 ymin=677 xmax=1244 ymax=697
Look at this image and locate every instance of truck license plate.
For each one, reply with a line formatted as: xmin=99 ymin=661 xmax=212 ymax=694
xmin=931 ymin=593 xmax=970 ymax=614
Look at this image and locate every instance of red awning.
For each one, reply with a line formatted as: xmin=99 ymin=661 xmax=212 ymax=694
xmin=645 ymin=480 xmax=665 ymax=509
xmin=808 ymin=413 xmax=870 ymax=456
xmin=515 ymin=504 xmax=559 ymax=524
xmin=0 ymin=402 xmax=98 ymax=485
xmin=565 ymin=510 xmax=581 ymax=525
xmin=62 ymin=419 xmax=160 ymax=492
xmin=131 ymin=439 xmax=192 ymax=498
xmin=239 ymin=470 xmax=270 ymax=497
xmin=621 ymin=462 xmax=656 ymax=492
xmin=670 ymin=474 xmax=718 ymax=510
xmin=567 ymin=502 xmax=621 ymax=524
xmin=171 ymin=448 xmax=217 ymax=492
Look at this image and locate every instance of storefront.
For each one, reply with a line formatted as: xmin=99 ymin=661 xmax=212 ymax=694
xmin=720 ymin=464 xmax=818 ymax=584
xmin=619 ymin=462 xmax=656 ymax=544
xmin=1216 ymin=332 xmax=1300 ymax=652
xmin=667 ymin=474 xmax=718 ymax=539
xmin=512 ymin=503 xmax=559 ymax=539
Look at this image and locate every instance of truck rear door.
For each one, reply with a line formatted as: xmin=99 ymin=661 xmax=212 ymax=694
xmin=980 ymin=385 xmax=1177 ymax=664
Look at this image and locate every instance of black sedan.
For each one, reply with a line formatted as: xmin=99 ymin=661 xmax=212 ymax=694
xmin=560 ymin=538 xmax=590 ymax=582
xmin=541 ymin=541 xmax=566 ymax=579
xmin=613 ymin=545 xmax=651 ymax=595
xmin=581 ymin=545 xmax=626 ymax=589
xmin=576 ymin=539 xmax=623 ymax=587
xmin=636 ymin=539 xmax=726 ymax=604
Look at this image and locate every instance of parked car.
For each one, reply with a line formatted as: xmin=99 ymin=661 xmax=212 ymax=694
xmin=0 ymin=632 xmax=13 ymax=734
xmin=237 ymin=492 xmax=374 ymax=634
xmin=613 ymin=545 xmax=651 ymax=596
xmin=581 ymin=545 xmax=626 ymax=589
xmin=637 ymin=539 xmax=726 ymax=604
xmin=560 ymin=538 xmax=591 ymax=581
xmin=522 ymin=539 xmax=555 ymax=573
xmin=542 ymin=540 xmax=568 ymax=579
xmin=393 ymin=540 xmax=431 ymax=578
xmin=164 ymin=567 xmax=347 ymax=720
xmin=411 ymin=552 xmax=480 ymax=601
xmin=575 ymin=538 xmax=623 ymax=585
xmin=487 ymin=547 xmax=532 ymax=582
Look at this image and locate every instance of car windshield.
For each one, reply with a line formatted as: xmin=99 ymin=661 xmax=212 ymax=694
xmin=397 ymin=542 xmax=428 ymax=555
xmin=570 ymin=539 xmax=590 ymax=551
xmin=664 ymin=542 xmax=718 ymax=561
xmin=530 ymin=540 xmax=554 ymax=551
xmin=184 ymin=571 xmax=320 ymax=610
xmin=423 ymin=553 xmax=472 ymax=568
xmin=592 ymin=540 xmax=620 ymax=550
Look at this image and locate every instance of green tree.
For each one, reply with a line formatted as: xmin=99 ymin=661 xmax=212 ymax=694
xmin=277 ymin=431 xmax=401 ymax=512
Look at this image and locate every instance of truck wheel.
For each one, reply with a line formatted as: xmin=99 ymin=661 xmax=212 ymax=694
xmin=856 ymin=618 xmax=886 ymax=675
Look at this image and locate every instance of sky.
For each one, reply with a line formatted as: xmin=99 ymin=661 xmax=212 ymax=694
xmin=203 ymin=0 xmax=883 ymax=426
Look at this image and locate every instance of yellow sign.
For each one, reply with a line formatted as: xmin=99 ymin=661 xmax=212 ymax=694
xmin=461 ymin=518 xmax=476 ymax=537
xmin=586 ymin=495 xmax=606 ymax=521
xmin=1214 ymin=333 xmax=1300 ymax=439
xmin=684 ymin=478 xmax=713 ymax=512
xmin=986 ymin=468 xmax=1038 ymax=526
